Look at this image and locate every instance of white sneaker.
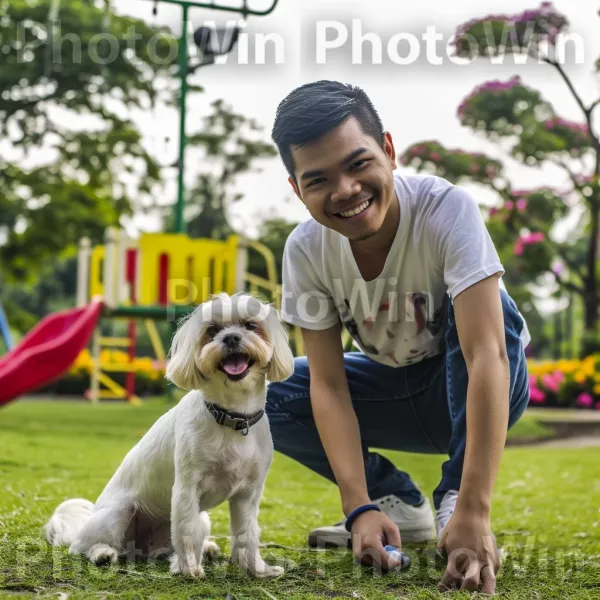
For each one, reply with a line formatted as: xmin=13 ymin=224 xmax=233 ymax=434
xmin=436 ymin=490 xmax=459 ymax=539
xmin=308 ymin=495 xmax=436 ymax=549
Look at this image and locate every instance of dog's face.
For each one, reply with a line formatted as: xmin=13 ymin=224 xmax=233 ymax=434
xmin=166 ymin=293 xmax=295 ymax=391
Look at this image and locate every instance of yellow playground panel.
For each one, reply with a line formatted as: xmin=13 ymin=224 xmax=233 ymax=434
xmin=86 ymin=231 xmax=241 ymax=307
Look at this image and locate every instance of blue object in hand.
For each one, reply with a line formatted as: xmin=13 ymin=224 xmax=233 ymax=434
xmin=384 ymin=545 xmax=411 ymax=570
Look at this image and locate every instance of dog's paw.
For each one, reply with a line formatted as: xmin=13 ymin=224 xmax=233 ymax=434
xmin=169 ymin=553 xmax=205 ymax=578
xmin=235 ymin=555 xmax=284 ymax=579
xmin=255 ymin=564 xmax=284 ymax=579
xmin=203 ymin=539 xmax=221 ymax=559
xmin=88 ymin=544 xmax=118 ymax=567
xmin=189 ymin=564 xmax=206 ymax=578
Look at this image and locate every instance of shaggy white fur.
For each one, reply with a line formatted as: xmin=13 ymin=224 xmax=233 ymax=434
xmin=45 ymin=293 xmax=294 ymax=578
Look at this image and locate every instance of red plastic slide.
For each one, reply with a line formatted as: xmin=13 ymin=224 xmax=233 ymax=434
xmin=0 ymin=298 xmax=103 ymax=407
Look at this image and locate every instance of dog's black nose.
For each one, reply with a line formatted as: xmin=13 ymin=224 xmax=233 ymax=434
xmin=223 ymin=333 xmax=242 ymax=348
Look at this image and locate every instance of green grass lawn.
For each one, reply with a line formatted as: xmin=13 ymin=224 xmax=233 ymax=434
xmin=0 ymin=399 xmax=598 ymax=599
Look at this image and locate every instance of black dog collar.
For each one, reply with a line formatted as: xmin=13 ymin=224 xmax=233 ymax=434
xmin=204 ymin=402 xmax=264 ymax=436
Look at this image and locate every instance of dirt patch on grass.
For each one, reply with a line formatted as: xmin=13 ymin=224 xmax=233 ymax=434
xmin=507 ymin=420 xmax=600 ymax=448
xmin=528 ymin=435 xmax=600 ymax=448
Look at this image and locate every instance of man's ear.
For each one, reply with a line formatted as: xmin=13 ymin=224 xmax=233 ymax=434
xmin=382 ymin=131 xmax=396 ymax=167
xmin=288 ymin=176 xmax=304 ymax=203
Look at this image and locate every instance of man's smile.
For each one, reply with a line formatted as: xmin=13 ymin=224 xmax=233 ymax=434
xmin=334 ymin=196 xmax=375 ymax=219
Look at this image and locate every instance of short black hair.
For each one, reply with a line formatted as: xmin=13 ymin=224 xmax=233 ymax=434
xmin=271 ymin=80 xmax=385 ymax=181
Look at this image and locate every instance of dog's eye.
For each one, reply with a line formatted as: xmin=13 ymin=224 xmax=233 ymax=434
xmin=206 ymin=324 xmax=222 ymax=338
xmin=244 ymin=321 xmax=258 ymax=331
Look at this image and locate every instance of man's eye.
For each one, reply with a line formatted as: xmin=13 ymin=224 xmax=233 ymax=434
xmin=306 ymin=177 xmax=325 ymax=187
xmin=350 ymin=159 xmax=369 ymax=169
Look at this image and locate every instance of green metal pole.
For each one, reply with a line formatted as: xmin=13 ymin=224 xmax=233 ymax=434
xmin=168 ymin=3 xmax=189 ymax=403
xmin=175 ymin=3 xmax=189 ymax=234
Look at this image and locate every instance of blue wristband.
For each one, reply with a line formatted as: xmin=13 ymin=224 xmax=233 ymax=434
xmin=344 ymin=503 xmax=381 ymax=532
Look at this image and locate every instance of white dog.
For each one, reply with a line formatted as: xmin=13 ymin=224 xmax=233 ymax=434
xmin=45 ymin=292 xmax=294 ymax=578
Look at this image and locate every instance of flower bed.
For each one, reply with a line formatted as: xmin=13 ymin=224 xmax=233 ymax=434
xmin=37 ymin=350 xmax=600 ymax=408
xmin=37 ymin=349 xmax=167 ymax=396
xmin=527 ymin=354 xmax=600 ymax=409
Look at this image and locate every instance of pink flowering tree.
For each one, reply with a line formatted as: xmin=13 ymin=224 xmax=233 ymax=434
xmin=400 ymin=2 xmax=599 ymax=355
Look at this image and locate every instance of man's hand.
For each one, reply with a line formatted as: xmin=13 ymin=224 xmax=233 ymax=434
xmin=350 ymin=510 xmax=404 ymax=571
xmin=436 ymin=509 xmax=501 ymax=594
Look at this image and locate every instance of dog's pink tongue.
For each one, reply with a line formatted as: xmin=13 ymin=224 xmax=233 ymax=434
xmin=221 ymin=355 xmax=248 ymax=375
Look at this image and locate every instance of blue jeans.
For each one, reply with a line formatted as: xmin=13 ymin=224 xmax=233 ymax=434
xmin=265 ymin=290 xmax=531 ymax=511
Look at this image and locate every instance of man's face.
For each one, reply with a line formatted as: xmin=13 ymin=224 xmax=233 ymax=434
xmin=288 ymin=116 xmax=397 ymax=241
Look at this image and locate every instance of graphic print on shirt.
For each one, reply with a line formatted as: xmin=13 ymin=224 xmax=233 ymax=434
xmin=410 ymin=292 xmax=448 ymax=339
xmin=337 ymin=291 xmax=448 ymax=363
xmin=426 ymin=293 xmax=449 ymax=337
xmin=338 ymin=299 xmax=379 ymax=355
xmin=391 ymin=292 xmax=448 ymax=364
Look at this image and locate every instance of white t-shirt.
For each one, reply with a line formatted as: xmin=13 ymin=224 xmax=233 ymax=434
xmin=281 ymin=172 xmax=531 ymax=367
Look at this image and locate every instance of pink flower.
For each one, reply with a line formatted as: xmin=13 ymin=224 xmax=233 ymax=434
xmin=486 ymin=165 xmax=496 ymax=177
xmin=541 ymin=370 xmax=564 ymax=393
xmin=576 ymin=392 xmax=593 ymax=408
xmin=551 ymin=261 xmax=564 ymax=275
xmin=545 ymin=116 xmax=589 ymax=135
xmin=470 ymin=163 xmax=480 ymax=173
xmin=595 ymin=402 xmax=600 ymax=411
xmin=541 ymin=376 xmax=557 ymax=392
xmin=430 ymin=152 xmax=441 ymax=161
xmin=517 ymin=199 xmax=527 ymax=212
xmin=489 ymin=207 xmax=499 ymax=217
xmin=458 ymin=76 xmax=523 ymax=119
xmin=529 ymin=385 xmax=546 ymax=404
xmin=528 ymin=232 xmax=545 ymax=243
xmin=514 ymin=240 xmax=524 ymax=256
xmin=505 ymin=200 xmax=514 ymax=210
xmin=453 ymin=4 xmax=570 ymax=58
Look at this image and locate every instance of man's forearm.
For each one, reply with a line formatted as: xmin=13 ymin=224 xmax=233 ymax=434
xmin=457 ymin=351 xmax=510 ymax=515
xmin=310 ymin=382 xmax=370 ymax=515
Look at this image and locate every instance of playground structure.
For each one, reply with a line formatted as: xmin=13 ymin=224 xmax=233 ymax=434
xmin=76 ymin=227 xmax=296 ymax=404
xmin=0 ymin=226 xmax=300 ymax=408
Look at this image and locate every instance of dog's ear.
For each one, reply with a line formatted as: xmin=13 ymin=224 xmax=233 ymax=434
xmin=166 ymin=308 xmax=204 ymax=391
xmin=265 ymin=305 xmax=295 ymax=382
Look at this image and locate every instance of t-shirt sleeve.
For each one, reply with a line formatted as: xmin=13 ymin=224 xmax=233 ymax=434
xmin=428 ymin=184 xmax=504 ymax=299
xmin=280 ymin=229 xmax=339 ymax=330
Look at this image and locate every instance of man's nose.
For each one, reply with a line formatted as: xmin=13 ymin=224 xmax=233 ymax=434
xmin=330 ymin=175 xmax=361 ymax=203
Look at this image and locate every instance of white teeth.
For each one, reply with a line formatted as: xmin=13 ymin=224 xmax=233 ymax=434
xmin=339 ymin=199 xmax=372 ymax=218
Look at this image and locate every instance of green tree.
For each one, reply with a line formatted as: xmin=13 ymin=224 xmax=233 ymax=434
xmin=247 ymin=217 xmax=299 ymax=283
xmin=181 ymin=99 xmax=277 ymax=240
xmin=0 ymin=0 xmax=175 ymax=282
xmin=400 ymin=3 xmax=599 ymax=355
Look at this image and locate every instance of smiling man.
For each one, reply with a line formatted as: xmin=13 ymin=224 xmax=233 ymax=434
xmin=265 ymin=80 xmax=531 ymax=594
